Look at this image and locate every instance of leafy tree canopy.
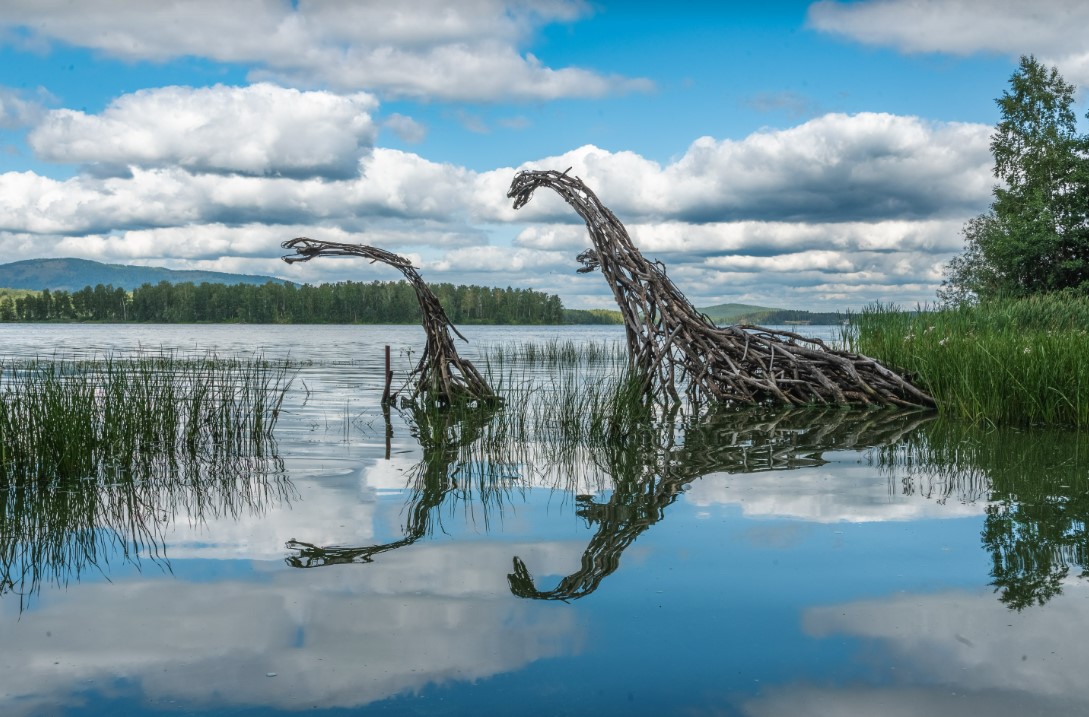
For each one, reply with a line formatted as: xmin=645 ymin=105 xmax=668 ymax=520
xmin=940 ymin=56 xmax=1089 ymax=304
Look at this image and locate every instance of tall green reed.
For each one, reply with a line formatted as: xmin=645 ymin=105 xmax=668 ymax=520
xmin=0 ymin=351 xmax=295 ymax=608
xmin=847 ymin=296 xmax=1089 ymax=427
xmin=0 ymin=352 xmax=293 ymax=484
xmin=478 ymin=338 xmax=626 ymax=367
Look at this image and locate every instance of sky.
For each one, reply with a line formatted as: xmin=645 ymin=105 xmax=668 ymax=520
xmin=1 ymin=0 xmax=1088 ymax=311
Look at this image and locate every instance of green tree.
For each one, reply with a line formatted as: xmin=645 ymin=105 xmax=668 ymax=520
xmin=941 ymin=56 xmax=1089 ymax=304
xmin=0 ymin=296 xmax=14 ymax=322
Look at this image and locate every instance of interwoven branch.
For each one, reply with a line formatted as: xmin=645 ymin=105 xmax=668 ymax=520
xmin=281 ymin=238 xmax=496 ymax=406
xmin=507 ymin=170 xmax=935 ymax=410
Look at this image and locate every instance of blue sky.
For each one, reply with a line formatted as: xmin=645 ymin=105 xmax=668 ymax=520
xmin=1 ymin=0 xmax=1086 ymax=311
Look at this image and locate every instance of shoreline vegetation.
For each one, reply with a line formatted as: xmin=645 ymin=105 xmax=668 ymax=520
xmin=847 ymin=293 xmax=1089 ymax=428
xmin=841 ymin=58 xmax=1089 ymax=430
xmin=0 ymin=353 xmax=291 ymax=485
xmin=0 ymin=283 xmax=1082 ymax=427
xmin=478 ymin=296 xmax=1089 ymax=431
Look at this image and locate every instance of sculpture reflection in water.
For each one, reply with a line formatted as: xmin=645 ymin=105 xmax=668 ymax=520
xmin=508 ymin=406 xmax=933 ymax=600
xmin=876 ymin=420 xmax=1089 ymax=610
xmin=286 ymin=402 xmax=507 ymax=567
xmin=286 ymin=394 xmax=1089 ymax=609
xmin=0 ymin=355 xmax=295 ymax=611
xmin=285 ymin=401 xmax=935 ymax=599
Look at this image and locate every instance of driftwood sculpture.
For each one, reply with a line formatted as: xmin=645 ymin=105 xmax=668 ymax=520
xmin=507 ymin=170 xmax=935 ymax=410
xmin=281 ymin=238 xmax=496 ymax=406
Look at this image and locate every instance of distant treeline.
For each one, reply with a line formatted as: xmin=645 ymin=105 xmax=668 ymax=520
xmin=0 ymin=280 xmax=613 ymax=325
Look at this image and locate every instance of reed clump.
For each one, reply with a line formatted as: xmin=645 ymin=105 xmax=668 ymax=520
xmin=0 ymin=352 xmax=295 ymax=608
xmin=480 ymin=339 xmax=652 ymax=447
xmin=0 ymin=352 xmax=294 ymax=483
xmin=364 ymin=339 xmax=660 ymax=502
xmin=478 ymin=338 xmax=626 ymax=367
xmin=847 ymin=294 xmax=1089 ymax=427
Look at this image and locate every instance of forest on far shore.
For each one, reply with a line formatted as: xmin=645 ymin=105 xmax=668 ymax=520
xmin=0 ymin=279 xmax=624 ymax=325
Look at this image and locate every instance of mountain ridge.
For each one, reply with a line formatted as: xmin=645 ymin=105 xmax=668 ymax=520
xmin=0 ymin=258 xmax=291 ymax=292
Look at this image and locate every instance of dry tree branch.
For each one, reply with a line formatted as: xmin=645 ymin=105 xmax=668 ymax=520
xmin=506 ymin=170 xmax=934 ymax=410
xmin=281 ymin=237 xmax=497 ymax=407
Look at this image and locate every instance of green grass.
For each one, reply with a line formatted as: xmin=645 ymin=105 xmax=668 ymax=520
xmin=847 ymin=294 xmax=1089 ymax=427
xmin=0 ymin=351 xmax=296 ymax=607
xmin=0 ymin=352 xmax=294 ymax=483
xmin=479 ymin=338 xmax=626 ymax=367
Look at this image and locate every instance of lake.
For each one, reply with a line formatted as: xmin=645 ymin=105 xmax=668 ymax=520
xmin=2 ymin=323 xmax=1087 ymax=716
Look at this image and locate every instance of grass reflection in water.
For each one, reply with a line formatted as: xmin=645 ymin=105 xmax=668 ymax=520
xmin=877 ymin=420 xmax=1089 ymax=610
xmin=4 ymin=344 xmax=1083 ymax=614
xmin=0 ymin=353 xmax=296 ymax=610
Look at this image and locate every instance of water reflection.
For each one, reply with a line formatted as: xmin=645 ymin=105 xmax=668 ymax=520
xmin=510 ymin=407 xmax=934 ymax=600
xmin=286 ymin=403 xmax=503 ymax=567
xmin=287 ymin=402 xmax=1089 ymax=611
xmin=877 ymin=420 xmax=1089 ymax=609
xmin=794 ymin=582 xmax=1089 ymax=716
xmin=288 ymin=405 xmax=937 ymax=600
xmin=3 ymin=325 xmax=1087 ymax=716
xmin=1 ymin=449 xmax=293 ymax=610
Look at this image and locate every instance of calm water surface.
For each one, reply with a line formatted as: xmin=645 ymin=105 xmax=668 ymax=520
xmin=2 ymin=324 xmax=1087 ymax=716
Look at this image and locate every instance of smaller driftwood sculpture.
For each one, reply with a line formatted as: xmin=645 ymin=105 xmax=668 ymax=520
xmin=507 ymin=170 xmax=935 ymax=410
xmin=281 ymin=238 xmax=496 ymax=406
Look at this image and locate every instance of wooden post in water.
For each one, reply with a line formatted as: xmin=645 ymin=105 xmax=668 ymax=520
xmin=382 ymin=402 xmax=392 ymax=461
xmin=382 ymin=344 xmax=393 ymax=460
xmin=381 ymin=345 xmax=393 ymax=406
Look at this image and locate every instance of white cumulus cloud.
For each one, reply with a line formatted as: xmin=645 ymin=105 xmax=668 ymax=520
xmin=29 ymin=83 xmax=378 ymax=178
xmin=493 ymin=113 xmax=992 ymax=223
xmin=0 ymin=86 xmax=48 ymax=129
xmin=383 ymin=113 xmax=427 ymax=144
xmin=809 ymin=0 xmax=1089 ymax=88
xmin=0 ymin=0 xmax=651 ymax=102
xmin=1 ymin=108 xmax=994 ymax=310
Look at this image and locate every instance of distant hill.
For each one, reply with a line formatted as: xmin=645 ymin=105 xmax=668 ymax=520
xmin=696 ymin=302 xmax=845 ymax=326
xmin=562 ymin=308 xmax=624 ymax=325
xmin=697 ymin=302 xmax=782 ymax=324
xmin=0 ymin=258 xmax=290 ymax=292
